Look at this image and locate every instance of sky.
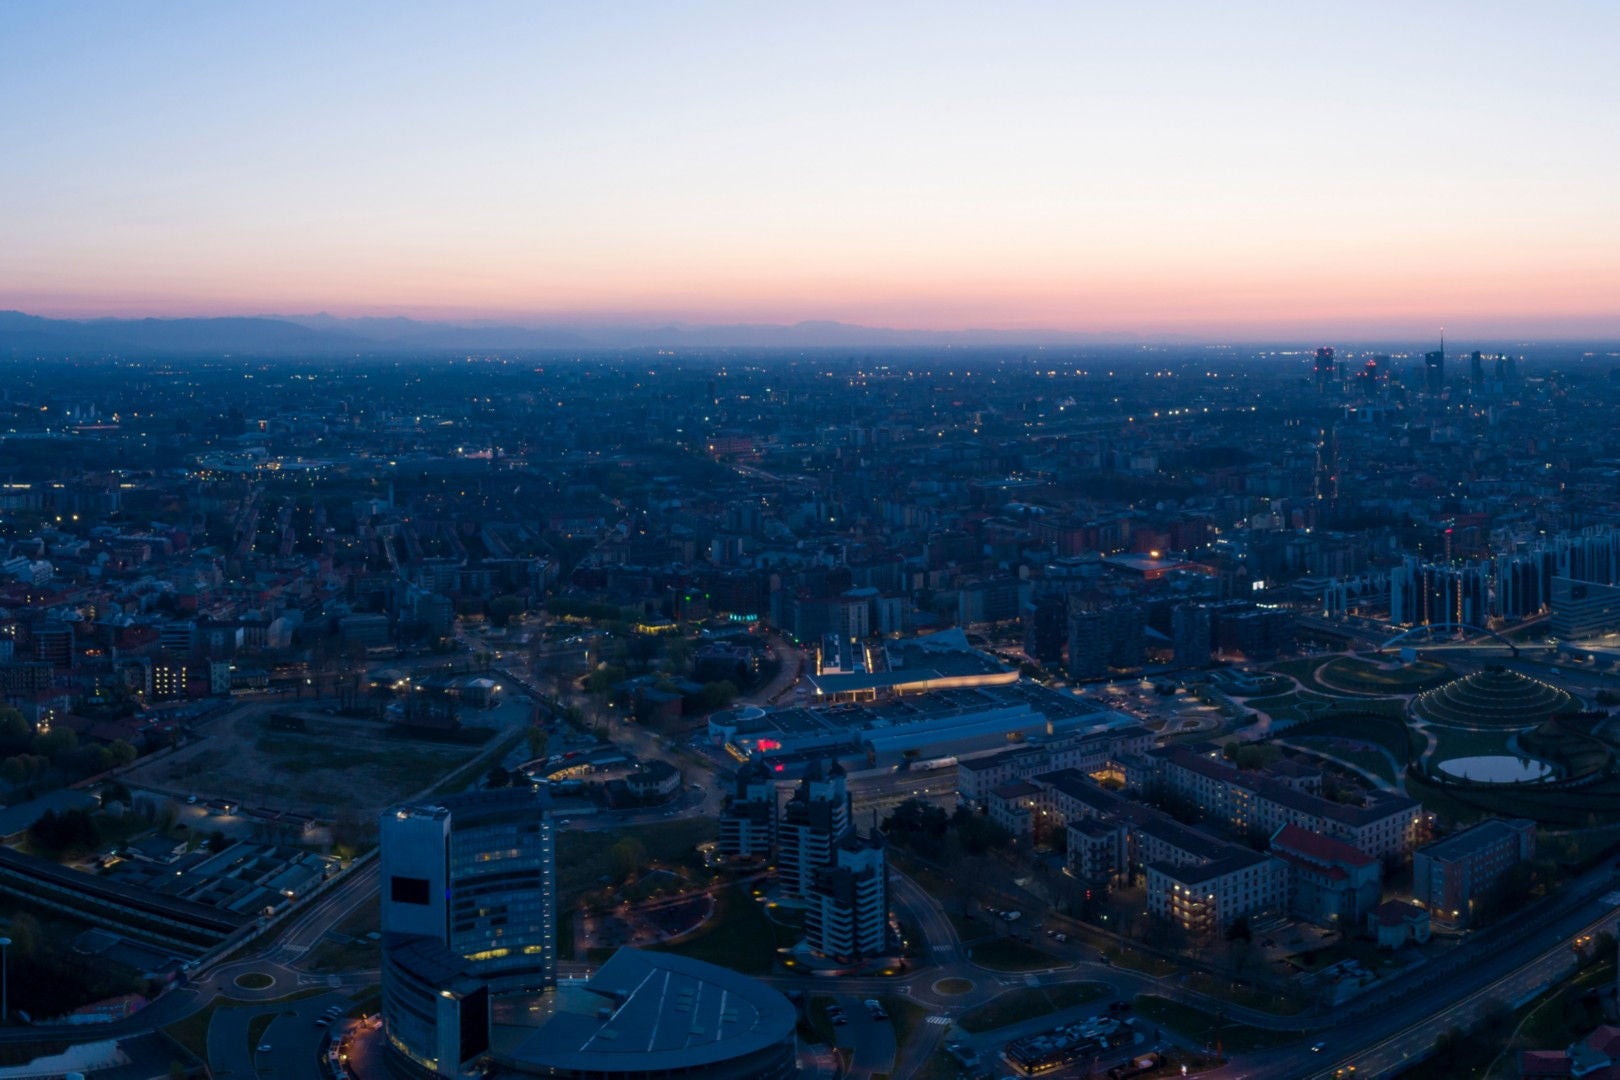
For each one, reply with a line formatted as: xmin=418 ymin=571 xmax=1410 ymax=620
xmin=2 ymin=1 xmax=1617 ymax=338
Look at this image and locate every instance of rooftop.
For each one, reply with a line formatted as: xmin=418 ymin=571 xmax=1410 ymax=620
xmin=507 ymin=948 xmax=795 ymax=1073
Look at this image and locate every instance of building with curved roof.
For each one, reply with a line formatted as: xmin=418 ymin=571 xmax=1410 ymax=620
xmin=492 ymin=948 xmax=797 ymax=1080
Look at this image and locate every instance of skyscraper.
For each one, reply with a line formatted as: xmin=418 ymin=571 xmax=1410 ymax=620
xmin=1313 ymin=346 xmax=1336 ymax=392
xmin=1172 ymin=602 xmax=1212 ymax=667
xmin=379 ymin=788 xmax=555 ymax=1077
xmin=1424 ymin=347 xmax=1445 ymax=395
xmin=805 ymin=831 xmax=890 ymax=962
xmin=381 ymin=788 xmax=557 ymax=991
xmin=777 ymin=758 xmax=851 ymax=900
xmin=718 ymin=757 xmax=776 ymax=863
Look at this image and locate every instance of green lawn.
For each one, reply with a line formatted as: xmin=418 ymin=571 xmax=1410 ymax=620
xmin=881 ymin=994 xmax=928 ymax=1050
xmin=1288 ymin=737 xmax=1397 ymax=784
xmin=649 ymin=884 xmax=791 ymax=974
xmin=555 ymin=817 xmax=718 ymax=902
xmin=966 ymin=936 xmax=1061 ymax=972
xmin=912 ymin=1048 xmax=969 ymax=1080
xmin=1316 ymin=657 xmax=1453 ymax=695
xmin=1262 ymin=658 xmax=1325 ymax=684
xmin=164 ymin=1001 xmax=222 ymax=1060
xmin=957 ymin=982 xmax=1109 ymax=1033
xmin=1102 ymin=945 xmax=1181 ymax=977
xmin=1287 ymin=711 xmax=1423 ymax=765
xmin=1245 ymin=689 xmax=1340 ymax=724
xmin=1133 ymin=995 xmax=1303 ymax=1053
xmin=301 ymin=893 xmax=380 ymax=973
xmin=247 ymin=1011 xmax=277 ymax=1049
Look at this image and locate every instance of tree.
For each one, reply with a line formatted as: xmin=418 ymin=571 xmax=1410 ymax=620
xmin=488 ymin=594 xmax=525 ymax=628
xmin=696 ymin=681 xmax=738 ymax=712
xmin=35 ymin=727 xmax=79 ymax=762
xmin=486 ymin=765 xmax=513 ymax=789
xmin=951 ymin=805 xmax=1012 ymax=855
xmin=610 ymin=837 xmax=648 ymax=881
xmin=0 ymin=708 xmax=32 ymax=756
xmin=882 ymin=798 xmax=951 ymax=858
xmin=29 ymin=808 xmax=101 ymax=854
xmin=526 ymin=725 xmax=549 ymax=762
xmin=584 ymin=665 xmax=626 ymax=697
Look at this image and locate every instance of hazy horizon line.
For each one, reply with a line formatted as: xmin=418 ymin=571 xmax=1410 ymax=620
xmin=6 ymin=305 xmax=1620 ymax=348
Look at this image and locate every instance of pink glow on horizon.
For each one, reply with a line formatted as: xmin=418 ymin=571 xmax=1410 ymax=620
xmin=4 ymin=5 xmax=1617 ymax=339
xmin=9 ymin=249 xmax=1618 ymax=338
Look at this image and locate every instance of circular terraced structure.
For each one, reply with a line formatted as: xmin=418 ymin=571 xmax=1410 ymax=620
xmin=1411 ymin=667 xmax=1578 ymax=729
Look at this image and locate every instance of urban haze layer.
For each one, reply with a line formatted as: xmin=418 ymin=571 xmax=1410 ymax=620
xmin=1 ymin=325 xmax=1620 ymax=1080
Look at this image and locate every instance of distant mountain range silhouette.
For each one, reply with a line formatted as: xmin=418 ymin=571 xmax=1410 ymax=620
xmin=0 ymin=309 xmax=1174 ymax=356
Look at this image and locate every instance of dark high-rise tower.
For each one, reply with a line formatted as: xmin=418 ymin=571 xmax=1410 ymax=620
xmin=1314 ymin=346 xmax=1336 ymax=391
xmin=1470 ymin=350 xmax=1485 ymax=389
xmin=1424 ymin=333 xmax=1445 ymax=395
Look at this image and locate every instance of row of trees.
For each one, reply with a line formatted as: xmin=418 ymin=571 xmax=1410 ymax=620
xmin=881 ymin=798 xmax=1012 ymax=861
xmin=0 ymin=707 xmax=138 ymax=790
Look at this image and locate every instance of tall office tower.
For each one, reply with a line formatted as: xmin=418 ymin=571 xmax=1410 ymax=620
xmin=1022 ymin=588 xmax=1069 ymax=664
xmin=1066 ymin=602 xmax=1146 ymax=677
xmin=805 ymin=831 xmax=890 ymax=962
xmin=1103 ymin=603 xmax=1146 ymax=669
xmin=1314 ymin=346 xmax=1337 ymax=391
xmin=1389 ymin=556 xmax=1421 ymax=626
xmin=719 ymin=758 xmax=777 ymax=863
xmin=1066 ymin=608 xmax=1108 ymax=680
xmin=1424 ymin=348 xmax=1445 ymax=395
xmin=1313 ymin=424 xmax=1339 ymax=509
xmin=1360 ymin=355 xmax=1389 ymax=396
xmin=1171 ymin=602 xmax=1212 ymax=667
xmin=1470 ymin=350 xmax=1485 ymax=389
xmin=381 ymin=788 xmax=556 ymax=991
xmin=777 ymin=758 xmax=852 ymax=900
xmin=1391 ymin=558 xmax=1489 ymax=628
xmin=379 ymin=789 xmax=554 ymax=1077
xmin=1494 ymin=552 xmax=1547 ymax=621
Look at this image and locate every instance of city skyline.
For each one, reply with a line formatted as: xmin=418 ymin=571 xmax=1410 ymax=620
xmin=4 ymin=2 xmax=1619 ymax=338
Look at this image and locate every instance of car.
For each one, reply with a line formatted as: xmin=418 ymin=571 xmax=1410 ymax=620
xmin=314 ymin=1018 xmax=329 ymax=1028
xmin=1052 ymin=931 xmax=1067 ymax=942
xmin=1311 ymin=1041 xmax=1327 ymax=1053
xmin=257 ymin=1043 xmax=273 ymax=1053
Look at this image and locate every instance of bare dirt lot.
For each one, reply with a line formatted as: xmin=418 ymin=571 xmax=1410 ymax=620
xmin=121 ymin=701 xmax=501 ymax=817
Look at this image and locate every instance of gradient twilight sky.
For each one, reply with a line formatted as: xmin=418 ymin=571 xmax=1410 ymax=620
xmin=3 ymin=2 xmax=1617 ymax=337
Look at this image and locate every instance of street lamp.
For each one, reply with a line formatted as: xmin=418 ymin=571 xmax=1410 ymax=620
xmin=0 ymin=936 xmax=10 ymax=1024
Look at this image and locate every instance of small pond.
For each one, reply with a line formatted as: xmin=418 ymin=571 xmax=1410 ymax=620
xmin=1436 ymin=755 xmax=1554 ymax=783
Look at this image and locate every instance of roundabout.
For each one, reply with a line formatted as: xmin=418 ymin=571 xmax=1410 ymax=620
xmin=931 ymin=976 xmax=974 ymax=996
